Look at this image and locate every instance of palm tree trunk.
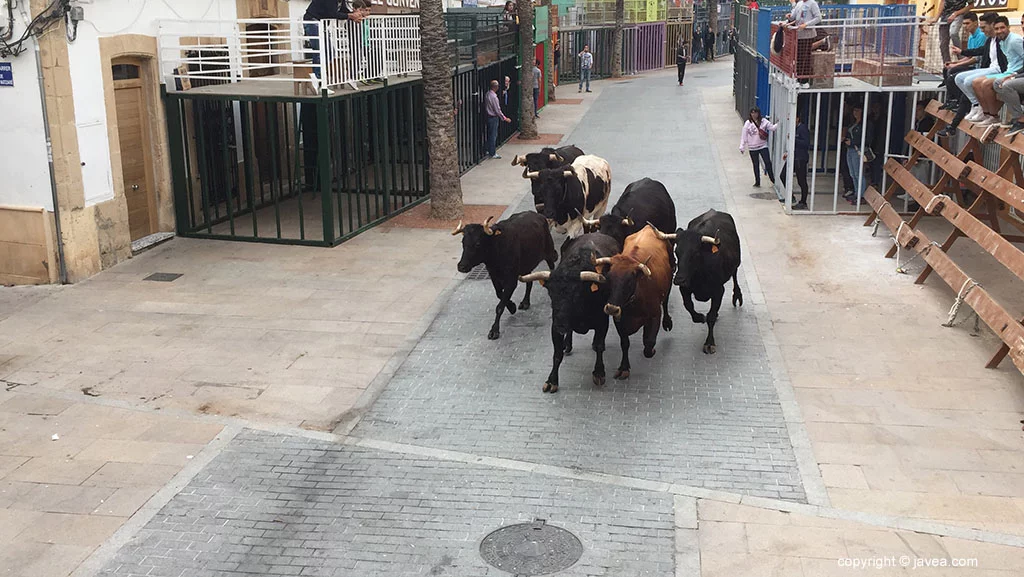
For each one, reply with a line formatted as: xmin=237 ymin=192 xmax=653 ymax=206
xmin=420 ymin=0 xmax=463 ymax=220
xmin=611 ymin=0 xmax=624 ymax=78
xmin=518 ymin=0 xmax=539 ymax=140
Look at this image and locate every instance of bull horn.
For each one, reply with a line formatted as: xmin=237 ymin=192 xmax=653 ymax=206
xmin=451 ymin=220 xmax=465 ymax=236
xmin=622 ymin=216 xmax=634 ymax=227
xmin=701 ymin=235 xmax=720 ymax=245
xmin=579 ymin=271 xmax=605 ymax=283
xmin=593 ymin=257 xmax=613 ymax=266
xmin=582 ymin=217 xmax=600 ymax=231
xmin=548 ymin=153 xmax=559 ymax=161
xmin=563 ymin=169 xmax=574 ymax=177
xmin=555 ymin=154 xmax=564 ymax=163
xmin=637 ymin=263 xmax=652 ymax=277
xmin=483 ymin=216 xmax=497 ymax=236
xmin=535 ymin=203 xmax=545 ymax=210
xmin=519 ymin=271 xmax=551 ymax=283
xmin=511 ymin=155 xmax=526 ymax=166
xmin=650 ymin=225 xmax=677 ymax=241
xmin=526 ymin=171 xmax=540 ymax=179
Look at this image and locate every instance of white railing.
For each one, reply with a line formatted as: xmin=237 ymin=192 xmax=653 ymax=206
xmin=158 ymin=16 xmax=421 ymax=93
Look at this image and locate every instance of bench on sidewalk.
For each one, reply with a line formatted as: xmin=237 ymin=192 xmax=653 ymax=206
xmin=862 ymin=99 xmax=1024 ymax=374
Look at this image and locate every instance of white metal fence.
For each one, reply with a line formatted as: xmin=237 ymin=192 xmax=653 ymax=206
xmin=158 ymin=16 xmax=421 ymax=93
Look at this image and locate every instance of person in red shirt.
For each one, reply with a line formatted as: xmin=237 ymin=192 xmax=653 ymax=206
xmin=747 ymin=0 xmax=760 ymax=9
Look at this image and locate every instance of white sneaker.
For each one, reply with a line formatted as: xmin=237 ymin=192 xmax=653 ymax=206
xmin=965 ymin=106 xmax=983 ymax=122
xmin=976 ymin=114 xmax=999 ymax=126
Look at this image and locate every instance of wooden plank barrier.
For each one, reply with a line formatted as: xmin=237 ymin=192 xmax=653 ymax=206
xmin=861 ymin=99 xmax=1024 ymax=373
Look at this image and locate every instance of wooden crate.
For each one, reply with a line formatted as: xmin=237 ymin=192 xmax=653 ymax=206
xmin=810 ymin=51 xmax=835 ymax=89
xmin=852 ymin=57 xmax=913 ymax=87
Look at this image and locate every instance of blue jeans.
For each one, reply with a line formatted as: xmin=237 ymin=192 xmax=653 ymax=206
xmin=486 ymin=116 xmax=500 ymax=157
xmin=847 ymin=147 xmax=867 ymax=200
xmin=533 ymin=87 xmax=540 ymax=116
xmin=956 ymin=66 xmax=999 ymax=105
xmin=304 ymin=23 xmax=321 ymax=78
xmin=579 ymin=68 xmax=591 ymax=91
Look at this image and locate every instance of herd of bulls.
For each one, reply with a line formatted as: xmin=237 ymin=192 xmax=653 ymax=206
xmin=454 ymin=145 xmax=744 ymax=393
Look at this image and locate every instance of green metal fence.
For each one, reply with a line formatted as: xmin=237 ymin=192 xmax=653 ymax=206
xmin=164 ymin=81 xmax=429 ymax=246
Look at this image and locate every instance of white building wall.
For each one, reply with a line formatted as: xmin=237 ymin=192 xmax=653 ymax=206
xmin=66 ymin=0 xmax=239 ymax=207
xmin=0 ymin=5 xmax=54 ymax=211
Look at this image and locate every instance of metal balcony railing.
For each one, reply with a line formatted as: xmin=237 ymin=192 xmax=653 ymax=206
xmin=158 ymin=16 xmax=421 ymax=93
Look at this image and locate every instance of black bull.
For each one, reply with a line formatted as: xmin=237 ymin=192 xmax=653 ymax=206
xmin=655 ymin=209 xmax=743 ymax=354
xmin=519 ymin=232 xmax=620 ymax=393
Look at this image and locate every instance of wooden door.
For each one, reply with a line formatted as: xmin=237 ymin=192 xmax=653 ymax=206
xmin=113 ymin=60 xmax=156 ymax=241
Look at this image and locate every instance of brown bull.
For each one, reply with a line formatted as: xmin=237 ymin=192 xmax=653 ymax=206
xmin=596 ymin=224 xmax=673 ymax=379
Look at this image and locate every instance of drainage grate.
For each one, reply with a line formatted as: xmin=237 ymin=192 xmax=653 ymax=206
xmin=749 ymin=192 xmax=779 ymax=201
xmin=144 ymin=273 xmax=183 ymax=282
xmin=465 ymin=264 xmax=490 ymax=281
xmin=479 ymin=519 xmax=583 ymax=576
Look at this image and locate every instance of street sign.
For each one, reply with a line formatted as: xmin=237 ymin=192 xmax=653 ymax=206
xmin=0 ymin=62 xmax=12 ymax=87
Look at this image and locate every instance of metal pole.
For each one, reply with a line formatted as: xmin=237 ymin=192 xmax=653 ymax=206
xmin=784 ymin=87 xmax=796 ymax=213
xmin=30 ymin=18 xmax=67 ymax=284
xmin=810 ymin=92 xmax=821 ymax=213
xmin=881 ymin=91 xmax=894 ymax=212
xmin=833 ymin=91 xmax=845 ymax=214
xmin=856 ymin=92 xmax=870 ymax=212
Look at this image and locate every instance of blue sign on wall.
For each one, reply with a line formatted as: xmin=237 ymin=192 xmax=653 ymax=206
xmin=0 ymin=62 xmax=12 ymax=87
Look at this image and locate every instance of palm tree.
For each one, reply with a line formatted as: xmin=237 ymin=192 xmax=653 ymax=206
xmin=518 ymin=0 xmax=539 ymax=139
xmin=611 ymin=0 xmax=624 ymax=77
xmin=420 ymin=0 xmax=463 ymax=220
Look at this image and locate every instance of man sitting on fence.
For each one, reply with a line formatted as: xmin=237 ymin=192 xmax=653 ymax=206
xmin=961 ymin=16 xmax=1024 ymax=128
xmin=929 ymin=0 xmax=975 ymax=64
xmin=939 ymin=12 xmax=986 ymax=113
xmin=993 ymin=20 xmax=1024 ymax=136
xmin=304 ymin=0 xmax=368 ymax=79
xmin=937 ymin=12 xmax=1003 ymax=137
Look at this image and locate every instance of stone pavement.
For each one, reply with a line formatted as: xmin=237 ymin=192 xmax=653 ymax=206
xmin=4 ymin=59 xmax=1024 ymax=577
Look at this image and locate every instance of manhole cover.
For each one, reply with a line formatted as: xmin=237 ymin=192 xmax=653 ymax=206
xmin=480 ymin=519 xmax=583 ymax=575
xmin=749 ymin=192 xmax=778 ymax=201
xmin=144 ymin=272 xmax=183 ymax=282
xmin=465 ymin=264 xmax=490 ymax=280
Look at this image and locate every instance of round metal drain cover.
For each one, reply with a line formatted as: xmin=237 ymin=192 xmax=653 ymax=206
xmin=480 ymin=519 xmax=583 ymax=575
xmin=749 ymin=191 xmax=778 ymax=201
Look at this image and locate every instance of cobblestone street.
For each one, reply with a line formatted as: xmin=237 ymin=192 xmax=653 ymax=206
xmin=5 ymin=60 xmax=1024 ymax=577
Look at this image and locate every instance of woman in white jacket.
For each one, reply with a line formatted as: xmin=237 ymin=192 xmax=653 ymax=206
xmin=739 ymin=107 xmax=778 ymax=188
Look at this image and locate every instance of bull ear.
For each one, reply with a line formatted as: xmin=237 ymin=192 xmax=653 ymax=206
xmin=451 ymin=220 xmax=465 ymax=236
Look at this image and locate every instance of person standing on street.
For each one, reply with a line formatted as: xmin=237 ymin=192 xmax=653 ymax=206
xmin=739 ymin=106 xmax=777 ymax=188
xmin=533 ymin=59 xmax=542 ymax=118
xmin=578 ymin=45 xmax=593 ymax=93
xmin=485 ymin=79 xmax=512 ymax=160
xmin=706 ymin=28 xmax=716 ymax=61
xmin=779 ymin=113 xmax=811 ymax=209
xmin=553 ymin=43 xmax=561 ymax=86
xmin=676 ymin=39 xmax=689 ymax=86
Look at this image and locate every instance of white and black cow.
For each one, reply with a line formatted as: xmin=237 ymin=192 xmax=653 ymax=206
xmin=526 ymin=155 xmax=611 ymax=239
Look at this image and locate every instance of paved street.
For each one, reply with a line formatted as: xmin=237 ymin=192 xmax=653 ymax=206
xmin=5 ymin=59 xmax=1024 ymax=577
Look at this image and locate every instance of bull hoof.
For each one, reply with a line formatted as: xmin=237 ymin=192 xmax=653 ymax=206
xmin=644 ymin=347 xmax=655 ymax=358
xmin=663 ymin=316 xmax=673 ymax=331
xmin=487 ymin=328 xmax=500 ymax=340
xmin=614 ymin=369 xmax=630 ymax=380
xmin=593 ymin=373 xmax=606 ymax=387
xmin=703 ymin=343 xmax=717 ymax=355
xmin=691 ymin=313 xmax=706 ymax=324
xmin=543 ymin=381 xmax=559 ymax=393
xmin=507 ymin=302 xmax=517 ymax=315
xmin=519 ymin=300 xmax=531 ymax=311
xmin=733 ymin=293 xmax=744 ymax=307
xmin=564 ymin=343 xmax=573 ymax=355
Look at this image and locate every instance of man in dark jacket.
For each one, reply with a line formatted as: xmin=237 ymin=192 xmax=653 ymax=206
xmin=304 ymin=0 xmax=366 ymax=78
xmin=706 ymin=28 xmax=716 ymax=61
xmin=779 ymin=113 xmax=811 ymax=209
xmin=676 ymin=40 xmax=689 ymax=85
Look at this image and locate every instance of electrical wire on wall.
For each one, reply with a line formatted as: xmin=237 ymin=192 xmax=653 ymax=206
xmin=0 ymin=0 xmax=71 ymax=57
